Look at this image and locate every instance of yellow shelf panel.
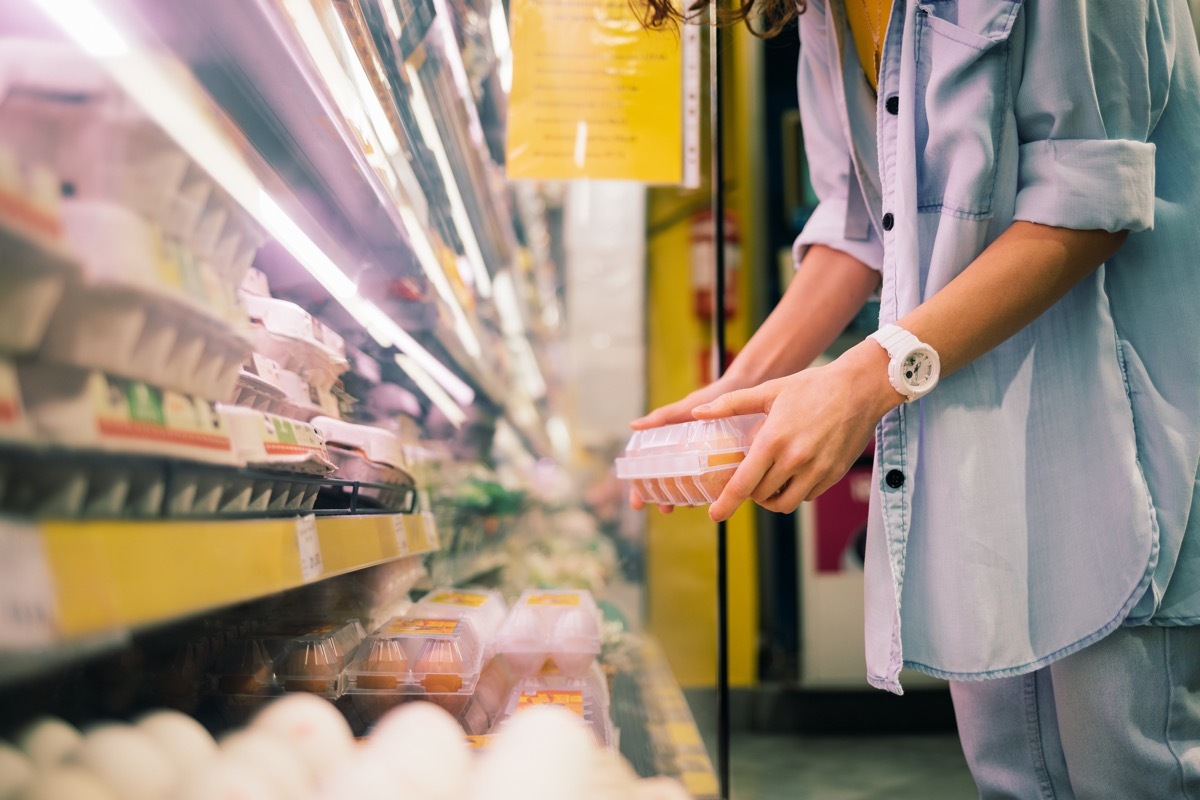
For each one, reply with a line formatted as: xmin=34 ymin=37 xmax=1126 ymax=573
xmin=38 ymin=514 xmax=434 ymax=639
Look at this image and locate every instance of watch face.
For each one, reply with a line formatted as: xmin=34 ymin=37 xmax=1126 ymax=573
xmin=902 ymin=350 xmax=936 ymax=388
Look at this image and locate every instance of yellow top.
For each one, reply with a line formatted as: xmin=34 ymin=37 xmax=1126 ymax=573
xmin=844 ymin=0 xmax=892 ymax=92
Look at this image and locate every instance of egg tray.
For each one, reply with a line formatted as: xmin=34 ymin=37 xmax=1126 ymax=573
xmin=410 ymin=587 xmax=509 ymax=652
xmin=493 ymin=674 xmax=616 ymax=749
xmin=0 ymin=200 xmax=76 ymax=357
xmin=494 ymin=589 xmax=603 ymax=679
xmin=0 ymin=445 xmax=417 ymax=519
xmin=615 ymin=413 xmax=766 ymax=507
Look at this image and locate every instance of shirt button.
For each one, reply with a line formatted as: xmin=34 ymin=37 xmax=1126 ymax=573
xmin=882 ymin=212 xmax=895 ymax=231
xmin=885 ymin=469 xmax=905 ymax=489
xmin=886 ymin=95 xmax=899 ymax=115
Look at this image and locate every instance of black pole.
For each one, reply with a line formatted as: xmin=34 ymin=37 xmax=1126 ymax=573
xmin=708 ymin=4 xmax=730 ymax=798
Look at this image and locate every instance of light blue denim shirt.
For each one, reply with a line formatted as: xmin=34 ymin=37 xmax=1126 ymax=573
xmin=794 ymin=0 xmax=1200 ymax=693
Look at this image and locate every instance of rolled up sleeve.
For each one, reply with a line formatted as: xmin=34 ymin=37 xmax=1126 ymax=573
xmin=1013 ymin=0 xmax=1174 ymax=233
xmin=793 ymin=0 xmax=884 ymax=271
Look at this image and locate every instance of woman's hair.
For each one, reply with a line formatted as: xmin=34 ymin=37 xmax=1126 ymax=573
xmin=636 ymin=0 xmax=804 ymax=38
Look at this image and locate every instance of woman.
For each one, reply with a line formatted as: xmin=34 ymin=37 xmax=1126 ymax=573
xmin=634 ymin=0 xmax=1200 ymax=795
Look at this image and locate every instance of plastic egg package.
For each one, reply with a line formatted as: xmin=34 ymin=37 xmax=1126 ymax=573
xmin=409 ymin=587 xmax=509 ymax=652
xmin=493 ymin=589 xmax=603 ymax=678
xmin=342 ymin=614 xmax=486 ymax=723
xmin=492 ymin=663 xmax=615 ymax=749
xmin=615 ymin=413 xmax=767 ymax=506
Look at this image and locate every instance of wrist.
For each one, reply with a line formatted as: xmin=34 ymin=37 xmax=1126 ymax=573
xmin=838 ymin=339 xmax=907 ymax=416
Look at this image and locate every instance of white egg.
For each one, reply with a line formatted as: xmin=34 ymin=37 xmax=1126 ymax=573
xmin=635 ymin=777 xmax=694 ymax=800
xmin=314 ymin=750 xmax=393 ymax=800
xmin=71 ymin=723 xmax=178 ymax=800
xmin=250 ymin=695 xmax=353 ymax=781
xmin=15 ymin=718 xmax=82 ymax=768
xmin=578 ymin=750 xmax=640 ymax=800
xmin=468 ymin=706 xmax=596 ymax=800
xmin=136 ymin=711 xmax=217 ymax=775
xmin=170 ymin=759 xmax=280 ymax=800
xmin=0 ymin=744 xmax=34 ymax=800
xmin=17 ymin=766 xmax=118 ymax=800
xmin=219 ymin=730 xmax=310 ymax=800
xmin=367 ymin=702 xmax=469 ymax=800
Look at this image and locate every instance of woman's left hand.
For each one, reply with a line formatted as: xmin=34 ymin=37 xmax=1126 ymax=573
xmin=694 ymin=340 xmax=905 ymax=522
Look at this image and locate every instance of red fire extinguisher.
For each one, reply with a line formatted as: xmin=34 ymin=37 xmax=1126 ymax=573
xmin=690 ymin=209 xmax=740 ymax=320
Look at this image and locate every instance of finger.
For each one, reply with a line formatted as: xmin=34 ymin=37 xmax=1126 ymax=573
xmin=750 ymin=459 xmax=801 ymax=504
xmin=708 ymin=444 xmax=776 ymax=522
xmin=657 ymin=503 xmax=674 ymax=515
xmin=629 ymin=488 xmax=645 ymax=511
xmin=692 ymin=385 xmax=772 ymax=420
xmin=631 ymin=400 xmax=694 ymax=430
xmin=760 ymin=471 xmax=815 ymax=514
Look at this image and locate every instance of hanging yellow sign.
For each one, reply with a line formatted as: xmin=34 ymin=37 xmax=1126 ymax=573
xmin=506 ymin=0 xmax=689 ymax=183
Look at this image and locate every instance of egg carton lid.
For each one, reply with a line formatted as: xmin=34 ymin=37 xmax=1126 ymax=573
xmin=241 ymin=294 xmax=347 ymax=361
xmin=411 ymin=588 xmax=508 ymax=642
xmin=345 ymin=617 xmax=485 ymax=682
xmin=495 ymin=589 xmax=603 ymax=648
xmin=312 ymin=417 xmax=406 ymax=470
xmin=615 ymin=413 xmax=765 ymax=480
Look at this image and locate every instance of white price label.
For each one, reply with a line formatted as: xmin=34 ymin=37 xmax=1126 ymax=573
xmin=391 ymin=516 xmax=409 ymax=556
xmin=0 ymin=522 xmax=57 ymax=647
xmin=295 ymin=515 xmax=323 ymax=581
xmin=423 ymin=512 xmax=440 ymax=550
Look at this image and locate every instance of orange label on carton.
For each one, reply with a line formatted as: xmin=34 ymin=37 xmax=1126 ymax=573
xmin=384 ymin=618 xmax=459 ymax=636
xmin=525 ymin=593 xmax=581 ymax=607
xmin=517 ymin=690 xmax=585 ymax=716
xmin=427 ymin=591 xmax=489 ymax=608
xmin=704 ymin=452 xmax=746 ymax=468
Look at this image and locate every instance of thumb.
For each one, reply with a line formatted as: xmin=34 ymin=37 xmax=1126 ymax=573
xmin=691 ymin=384 xmax=773 ymax=419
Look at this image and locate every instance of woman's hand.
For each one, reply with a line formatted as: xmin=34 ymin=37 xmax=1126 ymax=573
xmin=694 ymin=340 xmax=905 ymax=522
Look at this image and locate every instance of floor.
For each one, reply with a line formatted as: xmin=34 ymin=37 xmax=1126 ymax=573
xmin=730 ymin=733 xmax=978 ymax=800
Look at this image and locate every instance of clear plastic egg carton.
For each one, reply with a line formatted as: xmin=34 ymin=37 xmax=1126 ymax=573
xmin=410 ymin=588 xmax=508 ymax=652
xmin=242 ymin=294 xmax=348 ymax=393
xmin=313 ymin=417 xmax=418 ymax=512
xmin=615 ymin=413 xmax=766 ymax=506
xmin=493 ymin=589 xmax=603 ymax=678
xmin=209 ymin=638 xmax=281 ymax=726
xmin=271 ymin=621 xmax=367 ymax=700
xmin=493 ymin=673 xmax=615 ymax=749
xmin=343 ymin=615 xmax=486 ymax=725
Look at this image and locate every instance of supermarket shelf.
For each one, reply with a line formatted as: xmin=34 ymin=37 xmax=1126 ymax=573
xmin=0 ymin=512 xmax=438 ymax=651
xmin=424 ymin=548 xmax=507 ymax=588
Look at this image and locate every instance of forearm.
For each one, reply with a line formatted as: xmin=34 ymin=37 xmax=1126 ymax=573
xmin=843 ymin=221 xmax=1129 ymax=413
xmin=726 ymin=244 xmax=881 ymax=385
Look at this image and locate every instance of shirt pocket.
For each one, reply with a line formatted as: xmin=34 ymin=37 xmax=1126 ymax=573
xmin=914 ymin=0 xmax=1022 ymax=218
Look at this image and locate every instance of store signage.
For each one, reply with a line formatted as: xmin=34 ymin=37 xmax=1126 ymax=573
xmin=506 ymin=0 xmax=698 ymax=184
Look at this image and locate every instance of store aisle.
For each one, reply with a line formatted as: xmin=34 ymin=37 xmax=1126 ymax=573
xmin=731 ymin=733 xmax=977 ymax=800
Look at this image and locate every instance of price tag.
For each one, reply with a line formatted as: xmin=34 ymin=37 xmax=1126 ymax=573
xmin=423 ymin=512 xmax=440 ymax=550
xmin=0 ymin=521 xmax=57 ymax=647
xmin=391 ymin=516 xmax=409 ymax=556
xmin=295 ymin=515 xmax=323 ymax=581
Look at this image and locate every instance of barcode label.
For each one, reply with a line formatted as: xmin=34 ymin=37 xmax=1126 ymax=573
xmin=0 ymin=522 xmax=57 ymax=647
xmin=391 ymin=516 xmax=409 ymax=556
xmin=295 ymin=515 xmax=323 ymax=581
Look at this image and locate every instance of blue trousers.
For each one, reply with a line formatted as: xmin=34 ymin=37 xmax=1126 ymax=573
xmin=950 ymin=625 xmax=1200 ymax=799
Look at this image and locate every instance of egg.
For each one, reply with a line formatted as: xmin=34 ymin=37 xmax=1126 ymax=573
xmin=367 ymin=702 xmax=470 ymax=800
xmin=0 ymin=744 xmax=34 ymax=800
xmin=313 ymin=750 xmax=393 ymax=800
xmin=70 ymin=724 xmax=178 ymax=800
xmin=468 ymin=706 xmax=595 ymax=800
xmin=135 ymin=711 xmax=217 ymax=774
xmin=635 ymin=777 xmax=694 ymax=800
xmin=352 ymin=637 xmax=409 ymax=691
xmin=17 ymin=766 xmax=118 ymax=800
xmin=15 ymin=718 xmax=82 ymax=768
xmin=218 ymin=730 xmax=310 ymax=800
xmin=170 ymin=759 xmax=279 ymax=800
xmin=279 ymin=641 xmax=340 ymax=695
xmin=250 ymin=694 xmax=353 ymax=780
xmin=413 ymin=640 xmax=465 ymax=694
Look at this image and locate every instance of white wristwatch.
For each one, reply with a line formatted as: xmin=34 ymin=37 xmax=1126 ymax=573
xmin=868 ymin=324 xmax=941 ymax=402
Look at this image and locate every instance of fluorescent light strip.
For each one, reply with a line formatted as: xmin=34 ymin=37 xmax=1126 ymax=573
xmin=36 ymin=0 xmax=475 ymax=410
xmin=405 ymin=64 xmax=493 ymax=299
xmin=488 ymin=0 xmax=511 ymax=61
xmin=395 ymin=353 xmax=467 ymax=427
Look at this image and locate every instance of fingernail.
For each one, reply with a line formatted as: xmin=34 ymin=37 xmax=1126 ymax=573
xmin=694 ymin=403 xmax=711 ymax=412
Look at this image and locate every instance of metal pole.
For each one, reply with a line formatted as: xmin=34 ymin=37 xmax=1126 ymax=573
xmin=708 ymin=3 xmax=730 ymax=797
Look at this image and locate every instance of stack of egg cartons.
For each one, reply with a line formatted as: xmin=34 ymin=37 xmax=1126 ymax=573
xmin=490 ymin=588 xmax=612 ymax=747
xmin=0 ymin=39 xmax=274 ymax=518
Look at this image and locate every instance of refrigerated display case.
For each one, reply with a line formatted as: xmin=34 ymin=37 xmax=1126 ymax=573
xmin=0 ymin=0 xmax=717 ymax=796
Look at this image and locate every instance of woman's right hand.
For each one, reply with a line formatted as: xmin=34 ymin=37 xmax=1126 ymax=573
xmin=628 ymin=377 xmax=742 ymax=513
